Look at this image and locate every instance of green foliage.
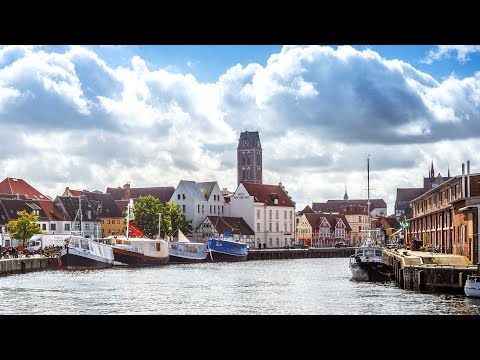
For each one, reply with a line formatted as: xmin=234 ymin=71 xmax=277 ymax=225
xmin=6 ymin=210 xmax=45 ymax=246
xmin=162 ymin=201 xmax=193 ymax=237
xmin=131 ymin=195 xmax=162 ymax=238
xmin=130 ymin=197 xmax=193 ymax=238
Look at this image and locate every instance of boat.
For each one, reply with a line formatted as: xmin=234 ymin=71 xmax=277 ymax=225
xmin=207 ymin=236 xmax=248 ymax=262
xmin=109 ymin=200 xmax=169 ymax=266
xmin=59 ymin=195 xmax=114 ymax=270
xmin=349 ymin=155 xmax=392 ymax=281
xmin=110 ymin=236 xmax=169 ymax=266
xmin=464 ymin=274 xmax=480 ymax=297
xmin=168 ymin=229 xmax=208 ymax=264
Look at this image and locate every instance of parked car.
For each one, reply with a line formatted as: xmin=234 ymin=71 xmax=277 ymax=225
xmin=334 ymin=242 xmax=347 ymax=248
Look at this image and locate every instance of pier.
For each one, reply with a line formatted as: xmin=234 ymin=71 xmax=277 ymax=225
xmin=384 ymin=248 xmax=477 ymax=293
xmin=247 ymin=247 xmax=355 ymax=261
xmin=0 ymin=256 xmax=59 ymax=276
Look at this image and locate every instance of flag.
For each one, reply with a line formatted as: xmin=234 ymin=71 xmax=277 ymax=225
xmin=129 ymin=222 xmax=144 ymax=237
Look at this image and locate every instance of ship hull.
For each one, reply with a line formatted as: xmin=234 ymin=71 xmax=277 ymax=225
xmin=60 ymin=252 xmax=113 ymax=270
xmin=112 ymin=247 xmax=169 ymax=266
xmin=207 ymin=250 xmax=247 ymax=262
xmin=350 ymin=262 xmax=392 ymax=282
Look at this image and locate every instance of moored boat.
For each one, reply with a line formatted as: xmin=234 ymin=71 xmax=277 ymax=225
xmin=59 ymin=195 xmax=114 ymax=270
xmin=464 ymin=274 xmax=480 ymax=297
xmin=110 ymin=236 xmax=169 ymax=266
xmin=60 ymin=234 xmax=114 ymax=270
xmin=168 ymin=229 xmax=207 ymax=264
xmin=207 ymin=237 xmax=248 ymax=262
xmin=349 ymin=155 xmax=392 ymax=282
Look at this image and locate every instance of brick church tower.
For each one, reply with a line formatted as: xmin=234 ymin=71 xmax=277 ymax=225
xmin=237 ymin=130 xmax=262 ymax=185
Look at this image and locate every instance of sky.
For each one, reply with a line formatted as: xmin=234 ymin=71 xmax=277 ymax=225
xmin=0 ymin=44 xmax=479 ymax=215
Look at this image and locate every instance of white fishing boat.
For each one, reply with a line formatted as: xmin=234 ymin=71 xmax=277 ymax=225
xmin=464 ymin=274 xmax=480 ymax=297
xmin=59 ymin=195 xmax=114 ymax=270
xmin=349 ymin=155 xmax=392 ymax=281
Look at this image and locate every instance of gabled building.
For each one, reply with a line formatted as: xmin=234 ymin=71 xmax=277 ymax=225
xmin=375 ymin=216 xmax=400 ymax=244
xmin=229 ymin=181 xmax=296 ymax=248
xmin=170 ymin=180 xmax=226 ymax=234
xmin=54 ymin=196 xmax=99 ymax=238
xmin=0 ymin=177 xmax=51 ymax=200
xmin=194 ymin=216 xmax=255 ymax=246
xmin=297 ymin=213 xmax=351 ymax=247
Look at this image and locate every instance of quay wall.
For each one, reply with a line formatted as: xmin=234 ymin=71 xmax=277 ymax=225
xmin=0 ymin=256 xmax=59 ymax=276
xmin=247 ymin=247 xmax=354 ymax=261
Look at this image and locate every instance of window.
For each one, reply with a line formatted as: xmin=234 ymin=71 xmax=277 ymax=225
xmin=269 ymin=210 xmax=272 ymax=219
xmin=107 ymin=220 xmax=110 ymax=224
xmin=269 ymin=223 xmax=272 ymax=232
xmin=284 ymin=223 xmax=287 ymax=232
xmin=257 ymin=223 xmax=260 ymax=232
xmin=178 ymin=194 xmax=181 ymax=200
xmin=117 ymin=220 xmax=120 ymax=224
xmin=269 ymin=238 xmax=272 ymax=246
xmin=198 ymin=205 xmax=200 ymax=213
xmin=65 ymin=223 xmax=70 ymax=231
xmin=275 ymin=210 xmax=279 ymax=219
xmin=257 ymin=210 xmax=260 ymax=219
xmin=182 ymin=205 xmax=186 ymax=213
xmin=284 ymin=211 xmax=287 ymax=219
xmin=359 ymin=216 xmax=362 ymax=222
xmin=276 ymin=223 xmax=279 ymax=232
xmin=202 ymin=205 xmax=205 ymax=213
xmin=276 ymin=238 xmax=279 ymax=247
xmin=210 ymin=205 xmax=212 ymax=213
xmin=42 ymin=224 xmax=46 ymax=231
xmin=85 ymin=223 xmax=90 ymax=230
xmin=221 ymin=206 xmax=224 ymax=214
xmin=183 ymin=194 xmax=186 ymax=199
xmin=289 ymin=211 xmax=292 ymax=219
xmin=50 ymin=223 xmax=56 ymax=231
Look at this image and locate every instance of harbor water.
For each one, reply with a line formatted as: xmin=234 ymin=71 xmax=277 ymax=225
xmin=1 ymin=257 xmax=480 ymax=315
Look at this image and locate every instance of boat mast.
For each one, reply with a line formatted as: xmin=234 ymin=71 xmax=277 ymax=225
xmin=366 ymin=155 xmax=372 ymax=245
xmin=79 ymin=195 xmax=83 ymax=237
xmin=126 ymin=200 xmax=130 ymax=239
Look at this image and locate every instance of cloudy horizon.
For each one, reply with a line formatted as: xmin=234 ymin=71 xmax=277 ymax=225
xmin=0 ymin=45 xmax=479 ymax=214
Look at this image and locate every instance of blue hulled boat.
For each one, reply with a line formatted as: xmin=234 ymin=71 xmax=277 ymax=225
xmin=207 ymin=237 xmax=248 ymax=262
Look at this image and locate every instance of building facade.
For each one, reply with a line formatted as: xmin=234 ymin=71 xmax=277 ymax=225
xmin=194 ymin=216 xmax=255 ymax=246
xmin=297 ymin=213 xmax=351 ymax=247
xmin=170 ymin=180 xmax=226 ymax=234
xmin=229 ymin=182 xmax=295 ymax=248
xmin=237 ymin=131 xmax=262 ymax=185
xmin=406 ymin=161 xmax=480 ymax=263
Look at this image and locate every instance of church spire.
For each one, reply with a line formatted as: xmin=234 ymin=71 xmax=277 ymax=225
xmin=430 ymin=160 xmax=435 ymax=178
xmin=343 ymin=183 xmax=349 ymax=204
xmin=448 ymin=163 xmax=450 ymax=177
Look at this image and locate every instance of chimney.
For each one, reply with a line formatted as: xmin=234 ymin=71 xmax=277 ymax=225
xmin=467 ymin=160 xmax=471 ymax=198
xmin=124 ymin=182 xmax=131 ymax=200
xmin=461 ymin=163 xmax=465 ymax=198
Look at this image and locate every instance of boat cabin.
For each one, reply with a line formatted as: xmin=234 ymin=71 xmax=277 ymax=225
xmin=353 ymin=247 xmax=384 ymax=263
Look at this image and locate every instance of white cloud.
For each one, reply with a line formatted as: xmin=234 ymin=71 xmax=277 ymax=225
xmin=422 ymin=45 xmax=480 ymax=64
xmin=0 ymin=45 xmax=479 ymax=217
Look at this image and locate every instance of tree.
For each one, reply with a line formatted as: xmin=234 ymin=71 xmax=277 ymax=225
xmin=6 ymin=210 xmax=45 ymax=246
xmin=161 ymin=201 xmax=193 ymax=237
xmin=131 ymin=195 xmax=162 ymax=238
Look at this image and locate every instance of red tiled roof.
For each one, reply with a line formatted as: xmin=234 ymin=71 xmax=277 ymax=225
xmin=0 ymin=177 xmax=50 ymax=200
xmin=69 ymin=189 xmax=83 ymax=197
xmin=37 ymin=199 xmax=70 ymax=221
xmin=242 ymin=182 xmax=295 ymax=207
xmin=207 ymin=216 xmax=254 ymax=236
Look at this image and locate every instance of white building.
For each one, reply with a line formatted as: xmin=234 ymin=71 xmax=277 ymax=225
xmin=170 ymin=180 xmax=227 ymax=234
xmin=229 ymin=182 xmax=296 ymax=248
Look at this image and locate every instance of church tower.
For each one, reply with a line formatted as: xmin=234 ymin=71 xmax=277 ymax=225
xmin=237 ymin=130 xmax=262 ymax=185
